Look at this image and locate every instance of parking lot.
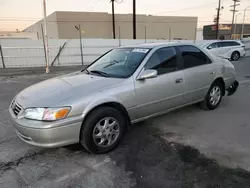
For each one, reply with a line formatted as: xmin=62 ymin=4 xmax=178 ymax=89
xmin=1 ymin=57 xmax=250 ymax=188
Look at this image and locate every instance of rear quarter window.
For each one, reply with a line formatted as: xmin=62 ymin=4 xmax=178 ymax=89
xmin=219 ymin=41 xmax=240 ymax=47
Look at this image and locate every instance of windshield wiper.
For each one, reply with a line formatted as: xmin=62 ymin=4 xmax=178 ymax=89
xmin=83 ymin=69 xmax=90 ymax=74
xmin=90 ymin=70 xmax=109 ymax=77
xmin=80 ymin=68 xmax=89 ymax=73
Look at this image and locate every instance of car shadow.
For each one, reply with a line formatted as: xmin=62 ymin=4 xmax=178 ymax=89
xmin=110 ymin=120 xmax=250 ymax=188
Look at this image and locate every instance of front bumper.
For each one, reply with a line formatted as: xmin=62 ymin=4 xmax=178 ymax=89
xmin=9 ymin=108 xmax=82 ymax=148
xmin=14 ymin=121 xmax=82 ymax=148
xmin=227 ymin=80 xmax=239 ymax=96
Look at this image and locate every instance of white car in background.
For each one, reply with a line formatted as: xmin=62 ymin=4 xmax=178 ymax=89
xmin=201 ymin=40 xmax=246 ymax=61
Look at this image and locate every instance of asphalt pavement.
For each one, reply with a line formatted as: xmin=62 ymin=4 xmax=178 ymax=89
xmin=0 ymin=57 xmax=250 ymax=188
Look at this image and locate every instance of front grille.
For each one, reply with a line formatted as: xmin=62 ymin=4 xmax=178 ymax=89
xmin=11 ymin=100 xmax=22 ymax=116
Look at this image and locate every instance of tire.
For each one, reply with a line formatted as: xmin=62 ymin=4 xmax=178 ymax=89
xmin=231 ymin=51 xmax=240 ymax=61
xmin=80 ymin=106 xmax=126 ymax=154
xmin=200 ymin=81 xmax=223 ymax=110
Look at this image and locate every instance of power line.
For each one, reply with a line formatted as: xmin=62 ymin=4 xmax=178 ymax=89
xmin=0 ymin=18 xmax=221 ymax=23
xmin=0 ymin=19 xmax=208 ymax=23
xmin=220 ymin=18 xmax=232 ymax=22
xmin=154 ymin=1 xmax=218 ymax=15
xmin=0 ymin=17 xmax=216 ymax=24
xmin=0 ymin=17 xmax=41 ymax=20
xmin=87 ymin=0 xmax=99 ymax=12
xmin=115 ymin=0 xmax=123 ymax=4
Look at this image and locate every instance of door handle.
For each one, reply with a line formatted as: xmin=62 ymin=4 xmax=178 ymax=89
xmin=175 ymin=78 xmax=183 ymax=84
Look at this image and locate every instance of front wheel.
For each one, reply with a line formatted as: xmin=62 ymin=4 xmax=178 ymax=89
xmin=80 ymin=106 xmax=126 ymax=154
xmin=201 ymin=81 xmax=223 ymax=110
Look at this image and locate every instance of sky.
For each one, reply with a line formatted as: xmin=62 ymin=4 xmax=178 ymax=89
xmin=0 ymin=0 xmax=250 ymax=31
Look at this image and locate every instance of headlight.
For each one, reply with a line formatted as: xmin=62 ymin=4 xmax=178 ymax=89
xmin=24 ymin=107 xmax=71 ymax=121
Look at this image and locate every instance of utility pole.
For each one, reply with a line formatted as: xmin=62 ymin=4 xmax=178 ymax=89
xmin=43 ymin=0 xmax=50 ymax=73
xmin=234 ymin=13 xmax=241 ymax=38
xmin=111 ymin=0 xmax=116 ymax=39
xmin=215 ymin=0 xmax=221 ymax=39
xmin=133 ymin=0 xmax=136 ymax=39
xmin=75 ymin=25 xmax=84 ymax=66
xmin=241 ymin=6 xmax=250 ymax=39
xmin=230 ymin=0 xmax=240 ymax=39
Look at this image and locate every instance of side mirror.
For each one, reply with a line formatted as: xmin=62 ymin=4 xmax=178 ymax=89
xmin=207 ymin=46 xmax=212 ymax=50
xmin=137 ymin=69 xmax=158 ymax=80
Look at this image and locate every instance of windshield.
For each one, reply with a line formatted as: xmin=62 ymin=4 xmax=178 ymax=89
xmin=86 ymin=48 xmax=150 ymax=78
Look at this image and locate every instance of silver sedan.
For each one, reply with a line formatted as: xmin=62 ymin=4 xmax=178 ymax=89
xmin=9 ymin=43 xmax=238 ymax=154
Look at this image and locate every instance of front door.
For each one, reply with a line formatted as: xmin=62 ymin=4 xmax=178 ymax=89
xmin=134 ymin=47 xmax=185 ymax=120
xmin=207 ymin=42 xmax=220 ymax=56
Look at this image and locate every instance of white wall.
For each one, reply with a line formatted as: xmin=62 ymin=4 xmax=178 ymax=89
xmin=0 ymin=38 xmax=249 ymax=68
xmin=196 ymin=29 xmax=203 ymax=40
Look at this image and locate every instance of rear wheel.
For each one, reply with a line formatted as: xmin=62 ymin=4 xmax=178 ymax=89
xmin=80 ymin=106 xmax=126 ymax=154
xmin=201 ymin=81 xmax=223 ymax=110
xmin=231 ymin=51 xmax=240 ymax=61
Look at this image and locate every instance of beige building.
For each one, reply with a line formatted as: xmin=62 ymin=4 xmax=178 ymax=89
xmin=24 ymin=11 xmax=198 ymax=40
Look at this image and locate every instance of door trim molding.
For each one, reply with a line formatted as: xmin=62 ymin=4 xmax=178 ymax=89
xmin=131 ymin=98 xmax=204 ymax=124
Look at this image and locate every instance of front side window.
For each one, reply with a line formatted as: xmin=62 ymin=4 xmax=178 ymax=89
xmin=178 ymin=45 xmax=210 ymax=69
xmin=144 ymin=47 xmax=178 ymax=75
xmin=87 ymin=48 xmax=150 ymax=78
xmin=207 ymin=42 xmax=218 ymax=49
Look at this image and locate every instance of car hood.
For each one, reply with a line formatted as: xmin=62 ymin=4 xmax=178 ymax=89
xmin=15 ymin=72 xmax=125 ymax=108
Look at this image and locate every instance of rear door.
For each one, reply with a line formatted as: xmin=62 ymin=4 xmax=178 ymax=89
xmin=177 ymin=45 xmax=216 ymax=104
xmin=218 ymin=41 xmax=236 ymax=56
xmin=219 ymin=41 xmax=243 ymax=58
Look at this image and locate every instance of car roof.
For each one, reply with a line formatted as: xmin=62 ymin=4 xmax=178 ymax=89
xmin=119 ymin=42 xmax=198 ymax=49
xmin=202 ymin=40 xmax=243 ymax=45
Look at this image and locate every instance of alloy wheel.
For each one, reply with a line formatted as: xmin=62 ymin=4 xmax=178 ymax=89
xmin=209 ymin=86 xmax=221 ymax=106
xmin=92 ymin=117 xmax=120 ymax=147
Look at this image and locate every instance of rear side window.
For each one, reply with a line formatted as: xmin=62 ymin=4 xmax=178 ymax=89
xmin=219 ymin=41 xmax=240 ymax=47
xmin=178 ymin=45 xmax=211 ymax=69
xmin=145 ymin=47 xmax=177 ymax=75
